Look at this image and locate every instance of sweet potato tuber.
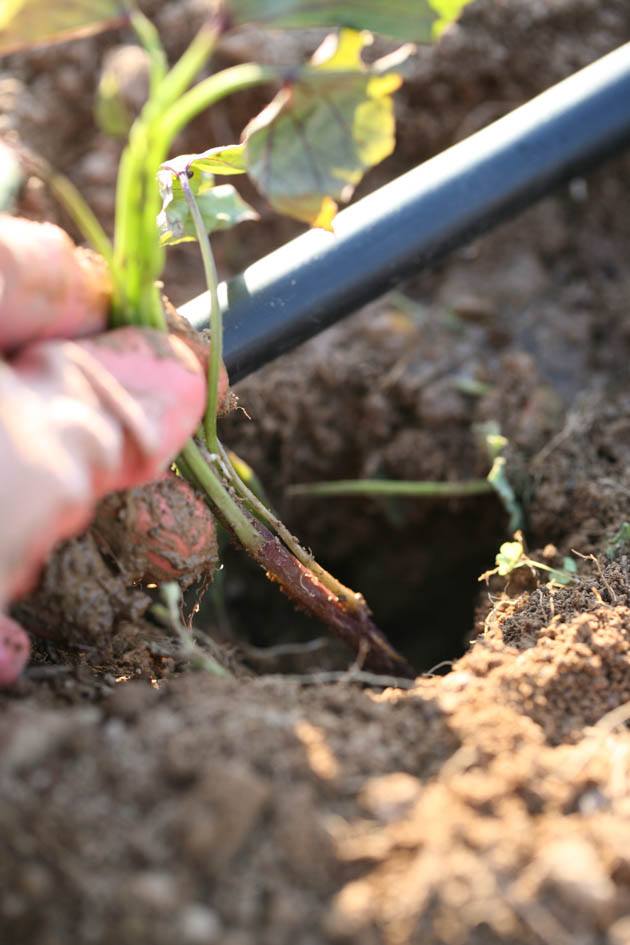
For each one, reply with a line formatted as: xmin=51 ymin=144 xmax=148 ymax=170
xmin=92 ymin=471 xmax=219 ymax=588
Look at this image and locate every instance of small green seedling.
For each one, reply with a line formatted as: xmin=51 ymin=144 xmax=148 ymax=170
xmin=480 ymin=532 xmax=577 ymax=586
xmin=0 ymin=0 xmax=472 ymax=675
xmin=152 ymin=581 xmax=229 ymax=677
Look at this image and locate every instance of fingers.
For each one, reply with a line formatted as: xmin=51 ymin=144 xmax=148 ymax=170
xmin=0 ymin=326 xmax=206 ymax=608
xmin=76 ymin=328 xmax=208 ymax=485
xmin=0 ymin=216 xmax=110 ymax=352
xmin=0 ymin=615 xmax=30 ymax=687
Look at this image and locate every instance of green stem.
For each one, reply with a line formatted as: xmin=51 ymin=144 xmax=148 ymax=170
xmin=217 ymin=443 xmax=366 ymax=610
xmin=112 ymin=129 xmax=145 ymax=318
xmin=151 ymin=22 xmax=220 ymax=116
xmin=524 ymin=558 xmax=570 ymax=579
xmin=130 ymin=9 xmax=168 ymax=93
xmin=288 ymin=479 xmax=495 ymax=498
xmin=47 ymin=170 xmax=113 ymax=264
xmin=159 ymin=63 xmax=280 ymax=142
xmin=179 ymin=173 xmax=222 ymax=451
xmin=112 ymin=23 xmax=221 ymax=325
xmin=179 ymin=440 xmax=263 ymax=551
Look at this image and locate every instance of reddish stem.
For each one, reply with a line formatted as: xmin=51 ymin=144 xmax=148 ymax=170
xmin=244 ymin=520 xmax=414 ymax=678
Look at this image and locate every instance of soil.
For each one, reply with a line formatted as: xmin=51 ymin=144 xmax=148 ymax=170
xmin=2 ymin=1 xmax=630 ymax=943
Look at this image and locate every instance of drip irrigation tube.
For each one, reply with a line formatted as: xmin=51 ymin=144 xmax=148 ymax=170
xmin=179 ymin=43 xmax=630 ymax=383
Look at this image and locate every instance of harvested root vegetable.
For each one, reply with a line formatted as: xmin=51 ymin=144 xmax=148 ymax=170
xmin=93 ymin=471 xmax=219 ymax=588
xmin=13 ymin=532 xmax=149 ymax=646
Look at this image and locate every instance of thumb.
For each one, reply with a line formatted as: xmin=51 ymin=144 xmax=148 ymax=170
xmin=0 ymin=326 xmax=207 ymax=609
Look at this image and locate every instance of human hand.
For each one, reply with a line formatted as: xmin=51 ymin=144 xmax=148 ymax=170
xmin=0 ymin=216 xmax=212 ymax=685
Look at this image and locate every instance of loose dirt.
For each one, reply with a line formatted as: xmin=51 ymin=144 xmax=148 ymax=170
xmin=2 ymin=0 xmax=630 ymax=942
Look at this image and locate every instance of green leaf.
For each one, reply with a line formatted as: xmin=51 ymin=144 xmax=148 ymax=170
xmin=157 ymin=164 xmax=257 ymax=246
xmin=242 ymin=29 xmax=407 ymax=228
xmin=0 ymin=0 xmax=129 ymax=55
xmin=429 ymin=0 xmax=471 ymax=36
xmin=161 ymin=146 xmax=247 ymax=180
xmin=224 ymin=0 xmax=469 ymax=42
xmin=188 ymin=144 xmax=248 ymax=176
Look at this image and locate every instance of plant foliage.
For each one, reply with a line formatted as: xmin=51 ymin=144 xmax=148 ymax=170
xmin=243 ymin=30 xmax=409 ymax=227
xmin=157 ymin=164 xmax=257 ymax=246
xmin=0 ymin=0 xmax=129 ymax=54
xmin=222 ymin=0 xmax=462 ymax=42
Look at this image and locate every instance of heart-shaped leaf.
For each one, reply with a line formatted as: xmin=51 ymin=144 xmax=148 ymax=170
xmin=157 ymin=163 xmax=257 ymax=246
xmin=224 ymin=0 xmax=469 ymax=42
xmin=0 ymin=0 xmax=129 ymax=55
xmin=242 ymin=29 xmax=407 ymax=229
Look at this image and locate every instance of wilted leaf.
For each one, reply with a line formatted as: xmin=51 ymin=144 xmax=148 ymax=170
xmin=0 ymin=0 xmax=129 ymax=55
xmin=495 ymin=540 xmax=525 ymax=577
xmin=224 ymin=0 xmax=469 ymax=42
xmin=243 ymin=29 xmax=407 ymax=228
xmin=157 ymin=163 xmax=257 ymax=246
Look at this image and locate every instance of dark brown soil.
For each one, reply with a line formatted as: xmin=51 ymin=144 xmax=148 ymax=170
xmin=2 ymin=1 xmax=630 ymax=943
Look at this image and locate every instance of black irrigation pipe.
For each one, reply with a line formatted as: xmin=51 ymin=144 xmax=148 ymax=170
xmin=179 ymin=43 xmax=630 ymax=383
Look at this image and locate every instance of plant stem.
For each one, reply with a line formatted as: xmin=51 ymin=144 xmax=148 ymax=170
xmin=159 ymin=63 xmax=280 ymax=142
xmin=46 ymin=169 xmax=113 ymax=264
xmin=112 ymin=22 xmax=221 ymax=326
xmin=179 ymin=173 xmax=222 ymax=452
xmin=130 ymin=9 xmax=168 ymax=93
xmin=151 ymin=22 xmax=220 ymax=114
xmin=217 ymin=443 xmax=369 ymax=614
xmin=288 ymin=479 xmax=495 ymax=498
xmin=179 ymin=440 xmax=263 ymax=551
xmin=177 ymin=441 xmax=413 ymax=676
xmin=524 ymin=558 xmax=571 ymax=579
xmin=154 ymin=582 xmax=231 ymax=678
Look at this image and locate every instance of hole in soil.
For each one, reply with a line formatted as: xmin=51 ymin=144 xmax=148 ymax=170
xmin=208 ymin=498 xmax=505 ymax=673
